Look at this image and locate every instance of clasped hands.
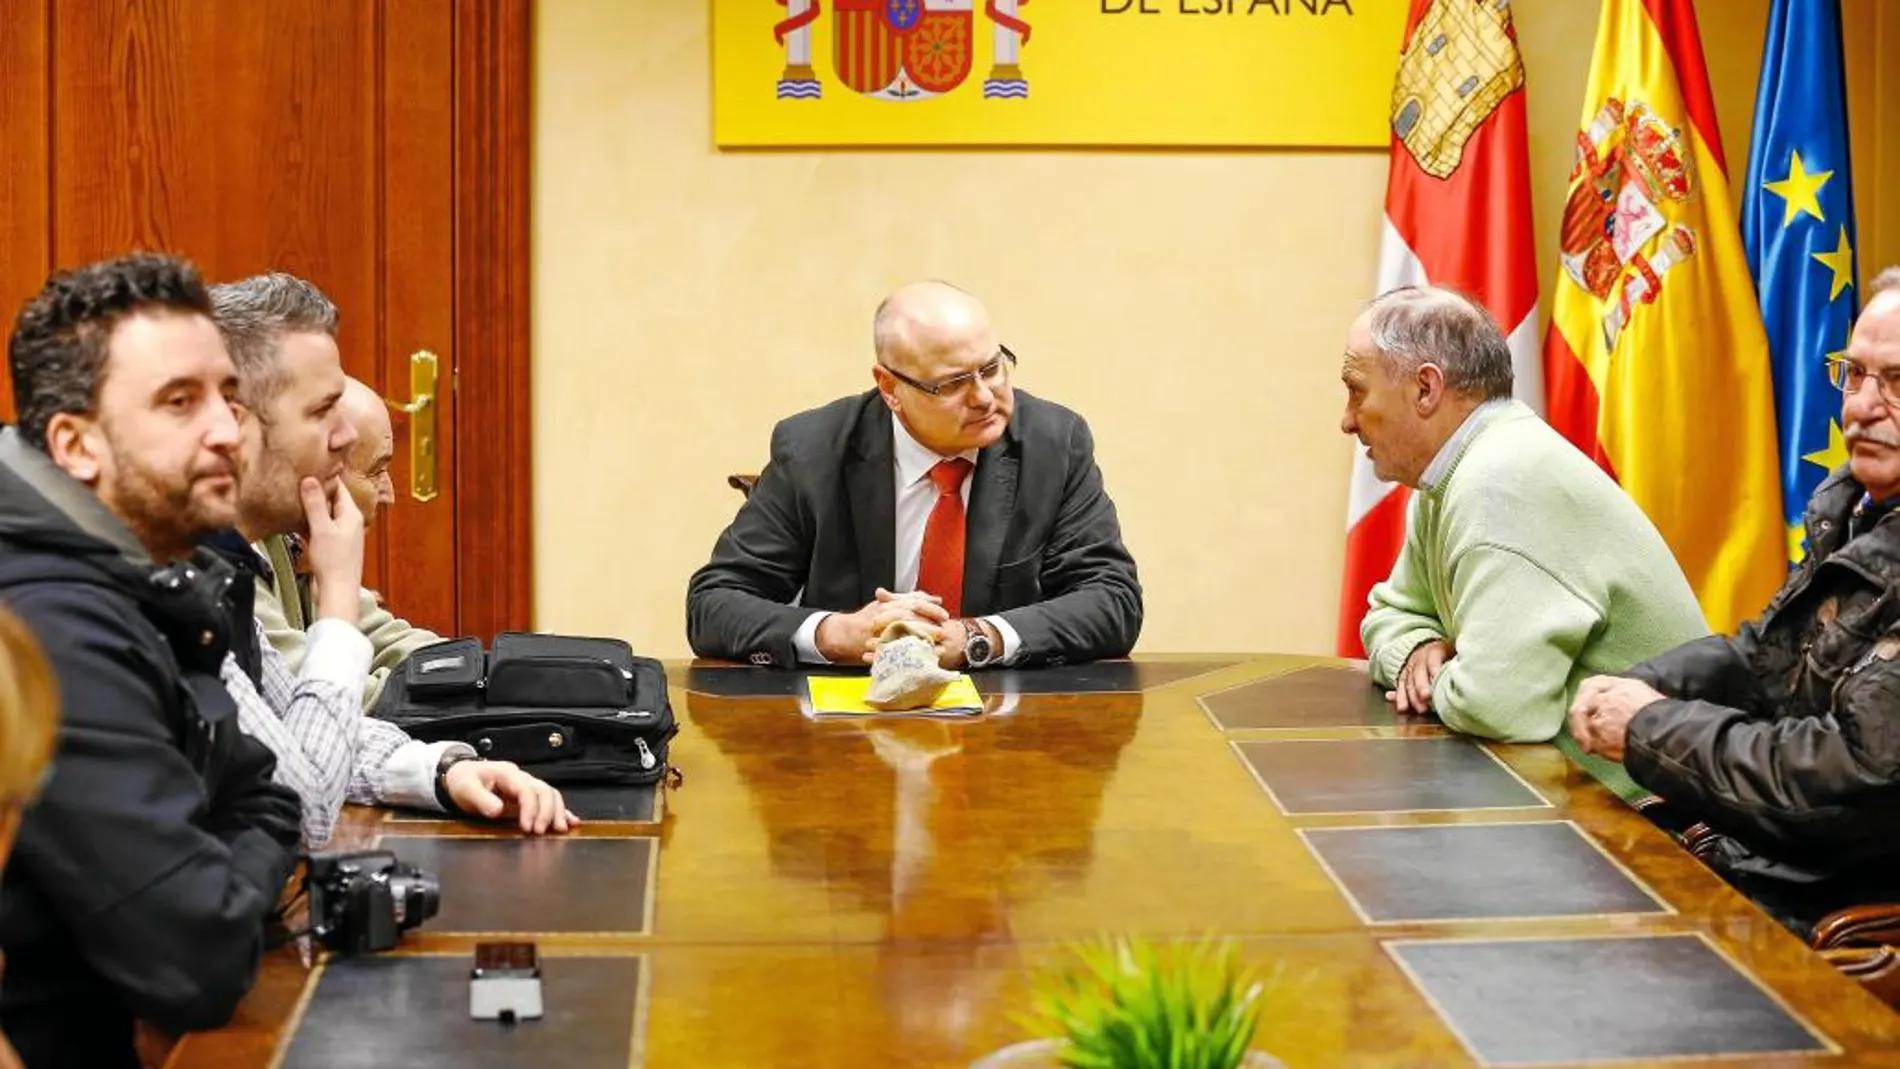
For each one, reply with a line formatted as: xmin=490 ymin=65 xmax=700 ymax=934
xmin=815 ymin=588 xmax=992 ymax=669
xmin=1566 ymin=675 xmax=1667 ymax=762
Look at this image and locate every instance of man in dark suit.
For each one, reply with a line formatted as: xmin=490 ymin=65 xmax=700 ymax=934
xmin=688 ymin=281 xmax=1141 ymax=669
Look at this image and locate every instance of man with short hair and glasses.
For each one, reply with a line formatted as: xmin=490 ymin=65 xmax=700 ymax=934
xmin=1572 ymin=265 xmax=1900 ymax=933
xmin=688 ymin=280 xmax=1141 ymax=669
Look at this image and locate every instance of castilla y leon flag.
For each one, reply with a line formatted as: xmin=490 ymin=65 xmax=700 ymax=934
xmin=1541 ymin=0 xmax=1784 ymax=635
xmin=1336 ymin=0 xmax=1544 ymax=657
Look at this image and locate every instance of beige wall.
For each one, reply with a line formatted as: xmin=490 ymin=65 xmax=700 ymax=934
xmin=533 ymin=0 xmax=1900 ymax=659
xmin=1845 ymin=0 xmax=1900 ymax=279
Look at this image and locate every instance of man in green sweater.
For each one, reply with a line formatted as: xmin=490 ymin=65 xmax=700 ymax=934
xmin=1346 ymin=285 xmax=1708 ymax=799
xmin=253 ymin=375 xmax=440 ymax=709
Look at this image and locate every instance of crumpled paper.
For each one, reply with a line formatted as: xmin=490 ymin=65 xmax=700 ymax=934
xmin=865 ymin=620 xmax=957 ymax=710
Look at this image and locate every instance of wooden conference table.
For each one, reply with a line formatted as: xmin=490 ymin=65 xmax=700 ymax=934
xmin=166 ymin=654 xmax=1900 ymax=1068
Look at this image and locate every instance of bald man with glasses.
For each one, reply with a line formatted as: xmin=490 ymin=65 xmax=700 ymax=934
xmin=688 ymin=281 xmax=1142 ymax=670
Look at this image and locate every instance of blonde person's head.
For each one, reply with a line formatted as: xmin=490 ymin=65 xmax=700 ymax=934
xmin=0 ymin=606 xmax=58 ymax=805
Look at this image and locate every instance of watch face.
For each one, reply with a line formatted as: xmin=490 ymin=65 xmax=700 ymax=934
xmin=967 ymin=633 xmax=993 ymax=665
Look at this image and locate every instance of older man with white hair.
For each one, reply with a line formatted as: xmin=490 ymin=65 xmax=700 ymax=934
xmin=1573 ymin=267 xmax=1900 ymax=931
xmin=1345 ymin=285 xmax=1707 ymax=800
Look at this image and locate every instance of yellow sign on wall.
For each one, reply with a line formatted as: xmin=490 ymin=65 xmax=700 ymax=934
xmin=713 ymin=1 xmax=1408 ymax=147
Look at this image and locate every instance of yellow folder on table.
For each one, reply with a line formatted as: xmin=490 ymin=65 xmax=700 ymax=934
xmin=803 ymin=675 xmax=984 ymax=718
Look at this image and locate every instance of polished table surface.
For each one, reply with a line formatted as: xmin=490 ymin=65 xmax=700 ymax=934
xmin=165 ymin=655 xmax=1900 ymax=1068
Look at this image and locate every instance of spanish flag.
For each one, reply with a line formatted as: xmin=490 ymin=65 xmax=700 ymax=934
xmin=1542 ymin=0 xmax=1784 ymax=635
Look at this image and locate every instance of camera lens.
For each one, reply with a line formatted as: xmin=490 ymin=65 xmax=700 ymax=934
xmin=386 ymin=865 xmax=442 ymax=932
xmin=304 ymin=850 xmax=442 ymax=953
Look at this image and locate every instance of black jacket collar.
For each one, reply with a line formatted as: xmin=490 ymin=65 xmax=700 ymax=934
xmin=0 ymin=425 xmax=152 ymax=571
xmin=1807 ymin=466 xmax=1900 ymax=579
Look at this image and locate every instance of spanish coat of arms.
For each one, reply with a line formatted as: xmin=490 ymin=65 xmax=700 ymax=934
xmin=1557 ymin=96 xmax=1699 ymax=352
xmin=772 ymin=0 xmax=1032 ymax=101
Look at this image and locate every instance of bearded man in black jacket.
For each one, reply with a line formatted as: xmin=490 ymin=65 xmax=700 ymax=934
xmin=0 ymin=254 xmax=302 ymax=1069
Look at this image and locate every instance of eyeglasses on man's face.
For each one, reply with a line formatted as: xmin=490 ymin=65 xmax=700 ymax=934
xmin=1827 ymin=357 xmax=1900 ymax=408
xmin=881 ymin=345 xmax=1017 ymax=399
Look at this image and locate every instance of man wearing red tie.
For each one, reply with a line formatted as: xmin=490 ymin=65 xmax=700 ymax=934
xmin=687 ymin=280 xmax=1142 ymax=669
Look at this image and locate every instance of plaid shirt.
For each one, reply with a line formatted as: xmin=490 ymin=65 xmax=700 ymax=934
xmin=223 ymin=616 xmax=467 ymax=848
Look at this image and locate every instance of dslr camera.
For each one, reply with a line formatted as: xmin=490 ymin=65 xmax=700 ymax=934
xmin=304 ymin=849 xmax=442 ymax=954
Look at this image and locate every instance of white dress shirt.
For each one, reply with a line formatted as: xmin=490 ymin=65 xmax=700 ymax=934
xmin=792 ymin=414 xmax=1023 ymax=664
xmin=225 ymin=616 xmax=469 ymax=848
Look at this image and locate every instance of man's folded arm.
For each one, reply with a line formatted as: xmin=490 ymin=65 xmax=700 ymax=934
xmin=1621 ymin=570 xmax=1781 ymax=710
xmin=1361 ymin=512 xmax=1446 ymax=690
xmin=240 ymin=617 xmax=372 ymax=846
xmin=1620 ymin=630 xmax=1768 ymax=715
xmin=992 ymin=418 xmax=1141 ymax=665
xmin=686 ymin=427 xmax=818 ymax=665
xmin=1624 ymin=661 xmax=1900 ymax=866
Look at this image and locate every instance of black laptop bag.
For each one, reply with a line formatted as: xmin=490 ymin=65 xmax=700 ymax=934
xmin=372 ymin=631 xmax=676 ymax=786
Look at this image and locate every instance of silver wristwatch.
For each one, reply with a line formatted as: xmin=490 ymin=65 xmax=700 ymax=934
xmin=961 ymin=619 xmax=997 ymax=668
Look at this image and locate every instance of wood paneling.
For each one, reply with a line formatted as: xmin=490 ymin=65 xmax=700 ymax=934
xmin=46 ymin=0 xmax=404 ymax=595
xmin=452 ymin=0 xmax=534 ymax=639
xmin=381 ymin=0 xmax=458 ymax=631
xmin=50 ymin=1 xmax=377 ymax=293
xmin=0 ymin=0 xmax=50 ymax=420
xmin=0 ymin=0 xmax=534 ymax=637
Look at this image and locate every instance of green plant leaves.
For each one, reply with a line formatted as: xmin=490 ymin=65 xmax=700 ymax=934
xmin=1018 ymin=935 xmax=1267 ymax=1069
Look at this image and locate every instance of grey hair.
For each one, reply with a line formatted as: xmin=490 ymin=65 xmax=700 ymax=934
xmin=208 ymin=273 xmax=339 ymax=409
xmin=1870 ymin=266 xmax=1900 ymax=300
xmin=1364 ymin=285 xmax=1514 ymax=401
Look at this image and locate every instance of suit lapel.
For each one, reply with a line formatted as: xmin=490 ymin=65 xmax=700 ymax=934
xmin=962 ymin=429 xmax=1019 ymax=616
xmin=845 ymin=404 xmax=897 ymax=603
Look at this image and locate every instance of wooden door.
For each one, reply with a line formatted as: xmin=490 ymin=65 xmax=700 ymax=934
xmin=0 ymin=0 xmax=531 ymax=640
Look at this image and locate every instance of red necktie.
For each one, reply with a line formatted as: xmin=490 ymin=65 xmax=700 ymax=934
xmin=916 ymin=458 xmax=973 ymax=618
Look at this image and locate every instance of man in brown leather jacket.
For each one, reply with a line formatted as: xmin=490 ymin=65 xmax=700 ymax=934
xmin=1570 ymin=267 xmax=1900 ymax=932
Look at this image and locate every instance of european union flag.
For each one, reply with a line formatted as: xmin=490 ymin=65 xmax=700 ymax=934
xmin=1743 ymin=0 xmax=1860 ymax=563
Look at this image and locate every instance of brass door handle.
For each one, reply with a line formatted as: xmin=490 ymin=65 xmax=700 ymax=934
xmin=384 ymin=350 xmax=439 ymax=502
